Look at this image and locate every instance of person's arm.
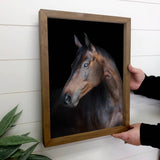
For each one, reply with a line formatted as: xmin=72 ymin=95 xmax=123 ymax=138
xmin=113 ymin=123 xmax=141 ymax=146
xmin=113 ymin=65 xmax=160 ymax=148
xmin=113 ymin=123 xmax=160 ymax=149
xmin=134 ymin=75 xmax=160 ymax=100
xmin=128 ymin=64 xmax=160 ymax=99
xmin=141 ymin=123 xmax=160 ymax=148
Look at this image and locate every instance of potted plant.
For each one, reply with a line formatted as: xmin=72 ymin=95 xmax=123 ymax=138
xmin=0 ymin=105 xmax=51 ymax=160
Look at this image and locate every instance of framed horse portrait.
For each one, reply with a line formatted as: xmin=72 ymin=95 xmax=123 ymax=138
xmin=39 ymin=9 xmax=131 ymax=147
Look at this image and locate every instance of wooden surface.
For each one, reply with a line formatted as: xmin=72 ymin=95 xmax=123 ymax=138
xmin=40 ymin=9 xmax=130 ymax=23
xmin=123 ymin=20 xmax=131 ymax=127
xmin=39 ymin=10 xmax=51 ymax=146
xmin=39 ymin=9 xmax=131 ymax=147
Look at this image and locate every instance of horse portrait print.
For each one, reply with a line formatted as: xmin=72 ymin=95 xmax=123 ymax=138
xmin=50 ymin=34 xmax=123 ymax=138
xmin=40 ymin=10 xmax=131 ymax=146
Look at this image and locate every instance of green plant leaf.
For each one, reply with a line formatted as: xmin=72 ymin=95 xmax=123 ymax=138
xmin=11 ymin=111 xmax=22 ymax=125
xmin=11 ymin=124 xmax=16 ymax=127
xmin=18 ymin=143 xmax=39 ymax=160
xmin=0 ymin=105 xmax=18 ymax=137
xmin=11 ymin=149 xmax=24 ymax=159
xmin=22 ymin=132 xmax=30 ymax=136
xmin=28 ymin=154 xmax=52 ymax=160
xmin=0 ymin=135 xmax=39 ymax=146
xmin=0 ymin=145 xmax=21 ymax=160
xmin=0 ymin=105 xmax=49 ymax=160
xmin=3 ymin=111 xmax=23 ymax=134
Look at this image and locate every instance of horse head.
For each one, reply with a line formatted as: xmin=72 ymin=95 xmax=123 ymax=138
xmin=61 ymin=34 xmax=122 ymax=108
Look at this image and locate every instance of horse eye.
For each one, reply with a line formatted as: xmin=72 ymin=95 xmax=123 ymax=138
xmin=83 ymin=62 xmax=89 ymax=68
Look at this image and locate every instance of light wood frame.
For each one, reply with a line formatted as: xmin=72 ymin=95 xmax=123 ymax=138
xmin=39 ymin=9 xmax=131 ymax=147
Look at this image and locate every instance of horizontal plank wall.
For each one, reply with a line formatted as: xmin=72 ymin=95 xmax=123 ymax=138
xmin=0 ymin=26 xmax=39 ymax=59
xmin=131 ymin=30 xmax=160 ymax=56
xmin=0 ymin=0 xmax=160 ymax=159
xmin=0 ymin=60 xmax=40 ymax=93
xmin=0 ymin=0 xmax=160 ymax=30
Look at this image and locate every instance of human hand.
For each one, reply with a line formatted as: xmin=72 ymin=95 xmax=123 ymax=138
xmin=128 ymin=64 xmax=145 ymax=90
xmin=112 ymin=123 xmax=141 ymax=146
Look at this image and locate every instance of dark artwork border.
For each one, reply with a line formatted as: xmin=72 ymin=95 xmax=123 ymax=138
xmin=39 ymin=9 xmax=131 ymax=147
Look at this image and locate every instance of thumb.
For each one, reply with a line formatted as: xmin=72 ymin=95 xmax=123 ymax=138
xmin=128 ymin=64 xmax=138 ymax=74
xmin=112 ymin=132 xmax=126 ymax=139
xmin=129 ymin=124 xmax=135 ymax=129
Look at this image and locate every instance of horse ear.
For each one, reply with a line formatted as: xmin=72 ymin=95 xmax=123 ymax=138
xmin=84 ymin=33 xmax=90 ymax=47
xmin=84 ymin=33 xmax=96 ymax=53
xmin=104 ymin=68 xmax=112 ymax=80
xmin=74 ymin=35 xmax=82 ymax=48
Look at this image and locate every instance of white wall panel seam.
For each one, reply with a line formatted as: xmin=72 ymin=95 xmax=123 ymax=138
xmin=0 ymin=90 xmax=41 ymax=95
xmin=132 ymin=28 xmax=160 ymax=31
xmin=1 ymin=24 xmax=160 ymax=31
xmin=120 ymin=0 xmax=160 ymax=5
xmin=14 ymin=121 xmax=41 ymax=126
xmin=131 ymin=55 xmax=160 ymax=57
xmin=0 ymin=21 xmax=160 ymax=32
xmin=0 ymin=59 xmax=40 ymax=61
xmin=0 ymin=24 xmax=38 ymax=27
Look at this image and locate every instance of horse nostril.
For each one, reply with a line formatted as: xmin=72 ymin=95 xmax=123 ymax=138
xmin=64 ymin=94 xmax=72 ymax=105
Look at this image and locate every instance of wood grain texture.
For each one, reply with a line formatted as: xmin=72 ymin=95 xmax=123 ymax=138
xmin=46 ymin=126 xmax=128 ymax=147
xmin=41 ymin=9 xmax=130 ymax=23
xmin=123 ymin=20 xmax=131 ymax=127
xmin=39 ymin=10 xmax=51 ymax=146
xmin=39 ymin=9 xmax=131 ymax=147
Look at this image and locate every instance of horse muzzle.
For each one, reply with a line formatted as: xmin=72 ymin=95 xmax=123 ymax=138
xmin=64 ymin=93 xmax=72 ymax=105
xmin=61 ymin=91 xmax=80 ymax=107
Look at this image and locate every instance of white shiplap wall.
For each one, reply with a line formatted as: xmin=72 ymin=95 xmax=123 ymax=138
xmin=0 ymin=0 xmax=160 ymax=159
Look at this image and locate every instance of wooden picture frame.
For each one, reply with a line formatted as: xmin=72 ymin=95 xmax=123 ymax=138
xmin=39 ymin=9 xmax=131 ymax=147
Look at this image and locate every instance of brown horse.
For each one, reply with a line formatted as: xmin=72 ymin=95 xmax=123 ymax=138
xmin=51 ymin=34 xmax=123 ymax=137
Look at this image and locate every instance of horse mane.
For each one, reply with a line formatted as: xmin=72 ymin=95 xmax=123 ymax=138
xmin=95 ymin=46 xmax=121 ymax=78
xmin=51 ymin=44 xmax=123 ymax=137
xmin=95 ymin=46 xmax=115 ymax=66
xmin=78 ymin=80 xmax=114 ymax=111
xmin=76 ymin=80 xmax=115 ymax=130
